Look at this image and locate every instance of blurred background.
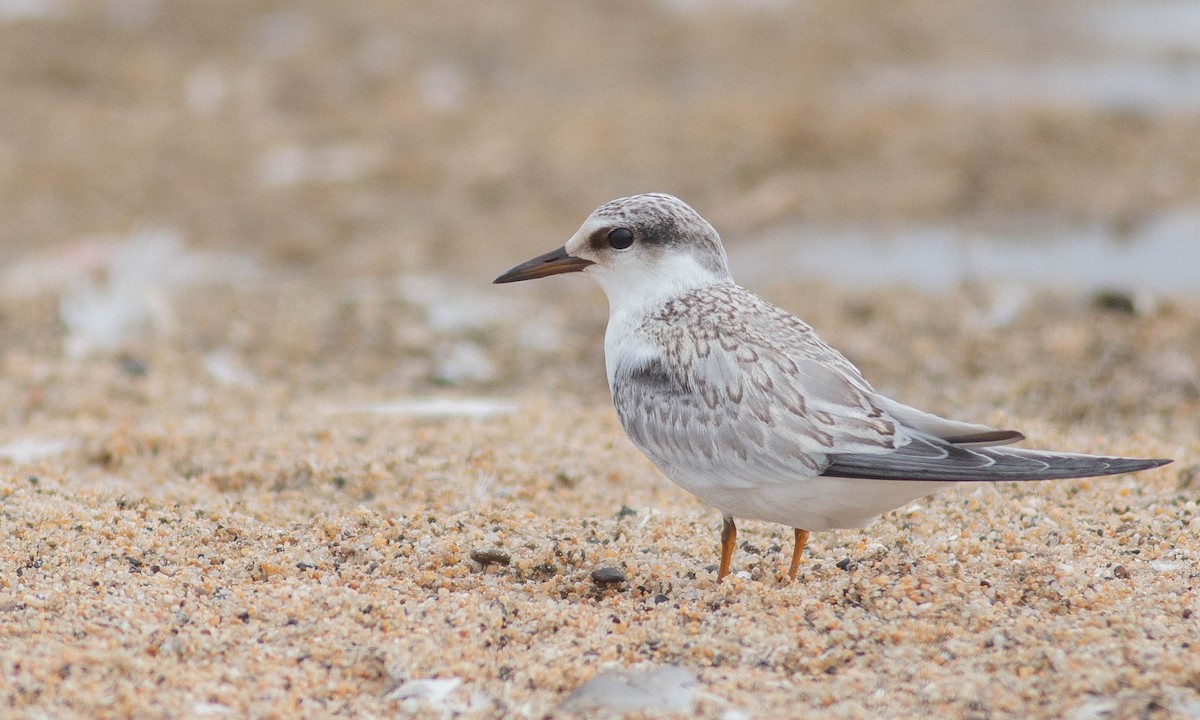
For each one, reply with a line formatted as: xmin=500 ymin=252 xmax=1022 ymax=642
xmin=0 ymin=0 xmax=1197 ymax=398
xmin=2 ymin=0 xmax=1198 ymax=277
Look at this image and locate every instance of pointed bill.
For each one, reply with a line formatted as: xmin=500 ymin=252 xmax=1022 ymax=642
xmin=493 ymin=246 xmax=593 ymax=284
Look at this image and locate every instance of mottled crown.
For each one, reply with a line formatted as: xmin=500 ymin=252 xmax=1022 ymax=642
xmin=591 ymin=193 xmax=731 ymax=277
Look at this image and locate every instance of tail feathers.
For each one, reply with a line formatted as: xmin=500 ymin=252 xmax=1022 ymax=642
xmin=821 ymin=436 xmax=1172 ymax=482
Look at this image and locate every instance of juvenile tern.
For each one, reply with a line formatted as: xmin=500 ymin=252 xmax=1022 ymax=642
xmin=495 ymin=193 xmax=1171 ymax=581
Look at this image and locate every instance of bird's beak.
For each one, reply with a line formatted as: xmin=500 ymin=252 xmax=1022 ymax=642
xmin=493 ymin=246 xmax=594 ymax=284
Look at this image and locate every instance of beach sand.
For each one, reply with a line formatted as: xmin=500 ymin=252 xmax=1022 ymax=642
xmin=1 ymin=2 xmax=1198 ymax=717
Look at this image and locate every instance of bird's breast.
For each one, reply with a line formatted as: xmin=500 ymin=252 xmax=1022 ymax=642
xmin=603 ymin=310 xmax=660 ymax=391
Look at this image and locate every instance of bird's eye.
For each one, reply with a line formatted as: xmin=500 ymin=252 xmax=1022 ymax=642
xmin=607 ymin=228 xmax=634 ymax=250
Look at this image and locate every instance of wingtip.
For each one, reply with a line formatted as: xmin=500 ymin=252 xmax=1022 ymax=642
xmin=1117 ymin=457 xmax=1173 ymax=474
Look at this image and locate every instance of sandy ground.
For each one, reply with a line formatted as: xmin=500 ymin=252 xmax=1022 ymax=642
xmin=2 ymin=281 xmax=1196 ymax=719
xmin=2 ymin=1 xmax=1199 ymax=719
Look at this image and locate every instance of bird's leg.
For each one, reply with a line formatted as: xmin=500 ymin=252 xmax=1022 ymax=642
xmin=718 ymin=514 xmax=736 ymax=581
xmin=788 ymin=528 xmax=809 ymax=581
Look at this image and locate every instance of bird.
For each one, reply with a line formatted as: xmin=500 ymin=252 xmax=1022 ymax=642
xmin=494 ymin=193 xmax=1172 ymax=582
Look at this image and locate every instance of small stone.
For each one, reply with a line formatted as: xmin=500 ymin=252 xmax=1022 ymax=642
xmin=591 ymin=566 xmax=626 ymax=584
xmin=470 ymin=548 xmax=511 ymax=566
xmin=861 ymin=543 xmax=889 ymax=561
xmin=1113 ymin=564 xmax=1130 ymax=579
xmin=119 ymin=355 xmax=149 ymax=377
xmin=561 ymin=665 xmax=696 ymax=713
xmin=1091 ymin=289 xmax=1137 ymax=314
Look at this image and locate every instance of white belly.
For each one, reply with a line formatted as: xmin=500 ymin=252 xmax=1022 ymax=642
xmin=657 ymin=463 xmax=953 ymax=530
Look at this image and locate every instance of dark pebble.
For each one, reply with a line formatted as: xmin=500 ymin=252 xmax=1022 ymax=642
xmin=1092 ymin=289 xmax=1137 ymax=314
xmin=119 ymin=355 xmax=148 ymax=377
xmin=591 ymin=566 xmax=626 ymax=584
xmin=1113 ymin=564 xmax=1130 ymax=579
xmin=836 ymin=558 xmax=855 ymax=571
xmin=471 ymin=548 xmax=512 ymax=566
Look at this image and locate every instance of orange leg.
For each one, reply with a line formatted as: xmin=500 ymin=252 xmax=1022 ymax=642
xmin=718 ymin=515 xmax=736 ymax=581
xmin=788 ymin=528 xmax=809 ymax=581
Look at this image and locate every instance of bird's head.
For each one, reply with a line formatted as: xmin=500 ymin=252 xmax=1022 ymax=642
xmin=494 ymin=193 xmax=732 ymax=313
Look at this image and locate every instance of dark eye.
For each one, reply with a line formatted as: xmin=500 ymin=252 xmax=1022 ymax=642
xmin=607 ymin=228 xmax=634 ymax=250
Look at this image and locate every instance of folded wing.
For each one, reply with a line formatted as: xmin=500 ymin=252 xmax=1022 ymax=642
xmin=821 ymin=433 xmax=1171 ymax=481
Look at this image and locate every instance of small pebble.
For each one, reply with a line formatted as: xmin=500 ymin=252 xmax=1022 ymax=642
xmin=1113 ymin=564 xmax=1130 ymax=579
xmin=591 ymin=566 xmax=626 ymax=584
xmin=119 ymin=355 xmax=149 ymax=377
xmin=561 ymin=665 xmax=696 ymax=713
xmin=1091 ymin=289 xmax=1137 ymax=314
xmin=470 ymin=548 xmax=511 ymax=566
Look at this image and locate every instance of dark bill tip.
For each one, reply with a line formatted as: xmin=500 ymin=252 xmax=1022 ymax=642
xmin=493 ymin=246 xmax=594 ymax=284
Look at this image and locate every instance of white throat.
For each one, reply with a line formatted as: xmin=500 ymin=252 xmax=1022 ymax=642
xmin=587 ymin=252 xmax=730 ymax=322
xmin=591 ymin=253 xmax=730 ymax=393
